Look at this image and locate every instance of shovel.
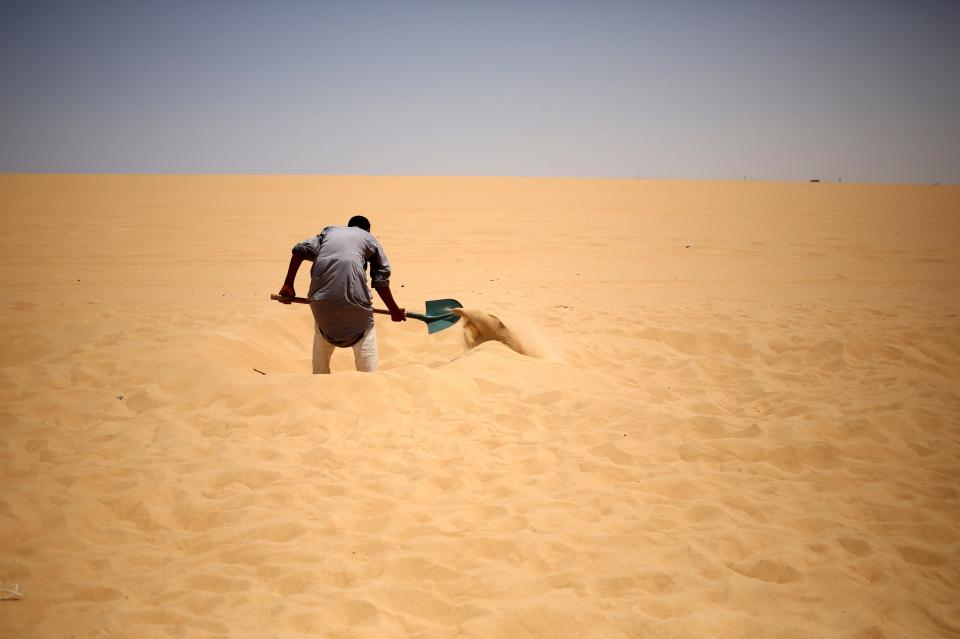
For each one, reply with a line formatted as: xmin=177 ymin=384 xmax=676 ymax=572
xmin=270 ymin=294 xmax=462 ymax=334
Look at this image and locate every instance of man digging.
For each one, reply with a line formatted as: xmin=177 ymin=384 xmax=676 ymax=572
xmin=278 ymin=215 xmax=405 ymax=374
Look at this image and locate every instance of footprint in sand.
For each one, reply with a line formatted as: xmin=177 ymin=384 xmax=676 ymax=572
xmin=728 ymin=558 xmax=802 ymax=584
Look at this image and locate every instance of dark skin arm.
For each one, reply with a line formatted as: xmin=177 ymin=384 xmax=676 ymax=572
xmin=374 ymin=284 xmax=406 ymax=322
xmin=278 ymin=251 xmax=405 ymax=321
xmin=277 ymin=253 xmax=306 ymax=302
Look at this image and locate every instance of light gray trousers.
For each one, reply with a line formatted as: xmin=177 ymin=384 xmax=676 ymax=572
xmin=312 ymin=325 xmax=379 ymax=374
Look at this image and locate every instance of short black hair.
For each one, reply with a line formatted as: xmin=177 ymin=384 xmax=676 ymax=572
xmin=347 ymin=215 xmax=371 ymax=232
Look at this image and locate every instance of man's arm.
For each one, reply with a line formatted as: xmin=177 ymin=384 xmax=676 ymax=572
xmin=374 ymin=284 xmax=406 ymax=322
xmin=278 ymin=253 xmax=307 ymax=303
xmin=280 ymin=234 xmax=323 ymax=302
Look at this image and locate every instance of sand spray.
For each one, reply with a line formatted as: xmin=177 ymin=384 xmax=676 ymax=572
xmin=453 ymin=308 xmax=555 ymax=360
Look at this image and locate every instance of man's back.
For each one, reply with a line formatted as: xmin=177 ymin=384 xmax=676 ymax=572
xmin=292 ymin=225 xmax=392 ymax=347
xmin=306 ymin=226 xmax=382 ymax=303
xmin=279 ymin=215 xmax=404 ymax=371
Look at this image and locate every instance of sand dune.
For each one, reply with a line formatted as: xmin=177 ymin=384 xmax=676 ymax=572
xmin=1 ymin=175 xmax=959 ymax=638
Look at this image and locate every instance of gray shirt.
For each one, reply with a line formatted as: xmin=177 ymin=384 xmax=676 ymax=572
xmin=293 ymin=225 xmax=392 ymax=347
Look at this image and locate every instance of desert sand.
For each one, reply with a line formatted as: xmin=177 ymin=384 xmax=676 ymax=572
xmin=1 ymin=175 xmax=958 ymax=638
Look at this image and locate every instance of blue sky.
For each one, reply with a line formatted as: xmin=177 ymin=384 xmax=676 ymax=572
xmin=1 ymin=1 xmax=958 ymax=182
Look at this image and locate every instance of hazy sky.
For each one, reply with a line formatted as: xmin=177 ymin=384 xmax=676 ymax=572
xmin=1 ymin=1 xmax=958 ymax=182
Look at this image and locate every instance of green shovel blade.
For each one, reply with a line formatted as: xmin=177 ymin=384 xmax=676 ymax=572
xmin=407 ymin=298 xmax=463 ymax=334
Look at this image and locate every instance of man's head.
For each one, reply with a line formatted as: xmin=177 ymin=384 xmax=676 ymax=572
xmin=347 ymin=215 xmax=371 ymax=232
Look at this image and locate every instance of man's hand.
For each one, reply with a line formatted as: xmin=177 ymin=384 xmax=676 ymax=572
xmin=280 ymin=252 xmax=308 ymax=304
xmin=374 ymin=284 xmax=406 ymax=322
xmin=278 ymin=284 xmax=296 ymax=303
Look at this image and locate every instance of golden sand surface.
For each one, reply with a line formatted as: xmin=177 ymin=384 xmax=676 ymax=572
xmin=1 ymin=175 xmax=958 ymax=638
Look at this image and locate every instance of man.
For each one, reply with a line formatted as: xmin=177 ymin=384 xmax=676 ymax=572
xmin=279 ymin=215 xmax=405 ymax=374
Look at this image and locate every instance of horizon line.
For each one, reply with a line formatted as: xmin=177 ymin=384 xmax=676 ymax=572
xmin=0 ymin=172 xmax=953 ymax=187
